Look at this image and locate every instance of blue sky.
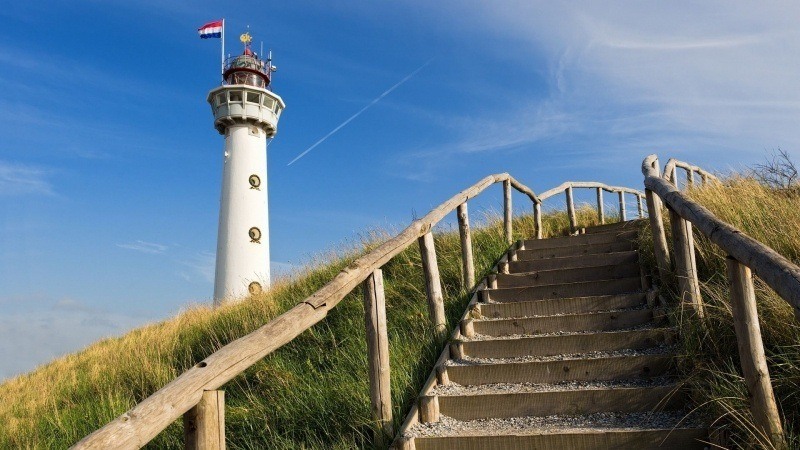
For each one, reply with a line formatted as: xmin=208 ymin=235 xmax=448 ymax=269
xmin=2 ymin=1 xmax=799 ymax=379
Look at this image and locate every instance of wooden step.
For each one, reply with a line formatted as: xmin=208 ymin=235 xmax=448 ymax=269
xmin=472 ymin=308 xmax=657 ymax=337
xmin=484 ymin=278 xmax=643 ymax=303
xmin=411 ymin=428 xmax=707 ymax=450
xmin=459 ymin=328 xmax=675 ymax=359
xmin=508 ymin=250 xmax=639 ymax=273
xmin=496 ymin=263 xmax=640 ymax=288
xmin=515 ymin=241 xmax=636 ymax=260
xmin=521 ymin=230 xmax=637 ymax=250
xmin=434 ymin=384 xmax=683 ymax=421
xmin=582 ymin=219 xmax=646 ymax=235
xmin=477 ymin=292 xmax=646 ymax=319
xmin=445 ymin=354 xmax=672 ymax=385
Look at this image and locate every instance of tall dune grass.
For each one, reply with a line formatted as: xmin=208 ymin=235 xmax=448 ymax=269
xmin=648 ymin=177 xmax=800 ymax=449
xmin=0 ymin=206 xmax=603 ymax=449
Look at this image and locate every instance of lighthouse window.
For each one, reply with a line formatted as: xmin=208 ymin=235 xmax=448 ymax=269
xmin=262 ymin=97 xmax=276 ymax=110
xmin=229 ymin=91 xmax=243 ymax=102
xmin=246 ymin=92 xmax=260 ymax=104
xmin=215 ymin=93 xmax=226 ymax=106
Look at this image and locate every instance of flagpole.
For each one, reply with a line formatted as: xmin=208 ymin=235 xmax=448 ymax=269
xmin=221 ymin=19 xmax=225 ymax=82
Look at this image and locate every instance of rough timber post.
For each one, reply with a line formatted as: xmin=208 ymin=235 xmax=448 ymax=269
xmin=457 ymin=203 xmax=475 ymax=290
xmin=668 ymin=207 xmax=703 ymax=317
xmin=183 ymin=390 xmax=225 ymax=450
xmin=596 ymin=187 xmax=605 ymax=224
xmin=687 ymin=168 xmax=695 ymax=187
xmin=726 ymin=257 xmax=786 ymax=450
xmin=419 ymin=232 xmax=446 ymax=336
xmin=534 ymin=201 xmax=543 ymax=239
xmin=566 ymin=186 xmax=577 ymax=233
xmin=363 ymin=269 xmax=393 ymax=446
xmin=618 ymin=191 xmax=626 ymax=222
xmin=503 ymin=179 xmax=512 ymax=244
xmin=643 ymin=158 xmax=672 ymax=283
xmin=637 ymin=195 xmax=644 ymax=218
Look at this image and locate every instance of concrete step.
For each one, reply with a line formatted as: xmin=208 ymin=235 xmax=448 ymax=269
xmin=484 ymin=278 xmax=643 ymax=303
xmin=477 ymin=292 xmax=646 ymax=319
xmin=515 ymin=241 xmax=636 ymax=260
xmin=471 ymin=308 xmax=657 ymax=337
xmin=508 ymin=250 xmax=639 ymax=273
xmin=445 ymin=353 xmax=672 ymax=385
xmin=432 ymin=384 xmax=684 ymax=421
xmin=458 ymin=328 xmax=675 ymax=359
xmin=496 ymin=263 xmax=640 ymax=288
xmin=521 ymin=230 xmax=637 ymax=250
xmin=410 ymin=426 xmax=707 ymax=450
xmin=582 ymin=219 xmax=646 ymax=235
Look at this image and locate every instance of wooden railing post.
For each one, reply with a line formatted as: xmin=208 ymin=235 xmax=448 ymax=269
xmin=668 ymin=207 xmax=704 ymax=317
xmin=503 ymin=179 xmax=512 ymax=244
xmin=687 ymin=168 xmax=695 ymax=187
xmin=637 ymin=195 xmax=644 ymax=218
xmin=184 ymin=390 xmax=225 ymax=450
xmin=726 ymin=257 xmax=786 ymax=449
xmin=618 ymin=191 xmax=626 ymax=222
xmin=419 ymin=232 xmax=446 ymax=336
xmin=363 ymin=269 xmax=393 ymax=446
xmin=645 ymin=193 xmax=671 ymax=283
xmin=456 ymin=203 xmax=475 ymax=290
xmin=534 ymin=201 xmax=543 ymax=239
xmin=596 ymin=187 xmax=605 ymax=224
xmin=566 ymin=186 xmax=577 ymax=233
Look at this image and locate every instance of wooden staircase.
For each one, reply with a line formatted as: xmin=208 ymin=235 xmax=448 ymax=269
xmin=396 ymin=220 xmax=709 ymax=450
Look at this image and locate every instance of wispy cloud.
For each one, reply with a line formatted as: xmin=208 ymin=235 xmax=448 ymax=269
xmin=117 ymin=240 xmax=169 ymax=254
xmin=0 ymin=161 xmax=54 ymax=196
xmin=288 ymin=59 xmax=434 ymax=166
xmin=178 ymin=251 xmax=215 ymax=283
xmin=394 ymin=1 xmax=800 ymax=174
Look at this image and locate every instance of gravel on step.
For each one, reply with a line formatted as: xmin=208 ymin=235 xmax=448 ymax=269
xmin=463 ymin=323 xmax=660 ymax=341
xmin=430 ymin=376 xmax=678 ymax=396
xmin=405 ymin=410 xmax=704 ymax=438
xmin=473 ymin=305 xmax=649 ymax=321
xmin=445 ymin=345 xmax=675 ymax=366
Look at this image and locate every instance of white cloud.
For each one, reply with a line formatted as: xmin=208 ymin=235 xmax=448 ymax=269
xmin=178 ymin=251 xmax=216 ymax=283
xmin=116 ymin=240 xmax=169 ymax=254
xmin=0 ymin=160 xmax=54 ymax=196
xmin=0 ymin=302 xmax=151 ymax=380
xmin=399 ymin=1 xmax=800 ymax=170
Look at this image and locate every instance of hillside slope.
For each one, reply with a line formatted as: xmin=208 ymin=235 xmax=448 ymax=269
xmin=0 ymin=209 xmax=596 ymax=449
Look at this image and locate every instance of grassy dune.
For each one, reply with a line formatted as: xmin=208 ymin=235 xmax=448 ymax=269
xmin=644 ymin=177 xmax=800 ymax=449
xmin=0 ymin=207 xmax=601 ymax=449
xmin=12 ymin=175 xmax=798 ymax=450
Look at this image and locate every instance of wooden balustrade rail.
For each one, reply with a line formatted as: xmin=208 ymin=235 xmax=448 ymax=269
xmin=71 ymin=173 xmax=549 ymax=449
xmin=642 ymin=154 xmax=793 ymax=449
xmin=71 ymin=169 xmax=657 ymax=450
xmin=534 ymin=181 xmax=646 ymax=234
xmin=663 ymin=158 xmax=719 ymax=188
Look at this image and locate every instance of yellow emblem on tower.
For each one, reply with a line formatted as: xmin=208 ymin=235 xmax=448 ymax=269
xmin=240 ymin=32 xmax=252 ymax=45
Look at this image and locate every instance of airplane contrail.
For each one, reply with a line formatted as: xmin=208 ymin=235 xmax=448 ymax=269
xmin=287 ymin=58 xmax=434 ymax=166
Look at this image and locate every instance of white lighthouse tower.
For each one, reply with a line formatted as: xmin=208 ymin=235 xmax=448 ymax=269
xmin=207 ymin=33 xmax=285 ymax=304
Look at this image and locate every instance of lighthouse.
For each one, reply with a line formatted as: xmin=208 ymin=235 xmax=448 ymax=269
xmin=207 ymin=32 xmax=285 ymax=304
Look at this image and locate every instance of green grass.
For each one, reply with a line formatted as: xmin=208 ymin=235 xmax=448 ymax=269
xmin=640 ymin=177 xmax=800 ymax=449
xmin=0 ymin=206 xmax=604 ymax=450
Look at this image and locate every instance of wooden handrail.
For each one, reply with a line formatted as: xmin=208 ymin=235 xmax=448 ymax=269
xmin=71 ymin=173 xmax=542 ymax=449
xmin=643 ymin=155 xmax=800 ymax=315
xmin=663 ymin=157 xmax=718 ymax=187
xmin=642 ymin=154 xmax=792 ymax=449
xmin=537 ymin=181 xmax=644 ymax=201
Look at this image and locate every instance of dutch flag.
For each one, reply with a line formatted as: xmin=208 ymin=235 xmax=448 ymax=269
xmin=198 ymin=20 xmax=223 ymax=39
